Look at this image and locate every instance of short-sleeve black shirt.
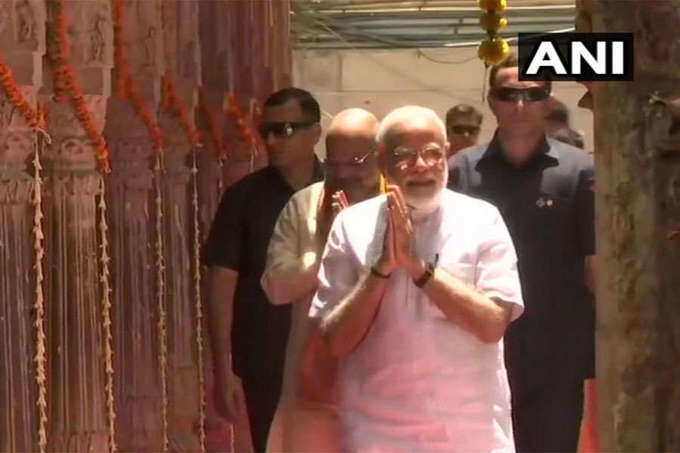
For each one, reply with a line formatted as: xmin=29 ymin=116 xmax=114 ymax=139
xmin=449 ymin=134 xmax=595 ymax=384
xmin=203 ymin=162 xmax=323 ymax=379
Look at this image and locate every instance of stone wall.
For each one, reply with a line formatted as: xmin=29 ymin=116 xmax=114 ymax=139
xmin=0 ymin=1 xmax=291 ymax=452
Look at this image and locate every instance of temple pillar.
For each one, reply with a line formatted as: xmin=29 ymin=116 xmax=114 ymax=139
xmin=581 ymin=0 xmax=680 ymax=450
xmin=103 ymin=0 xmax=164 ymax=450
xmin=0 ymin=1 xmax=46 ymax=450
xmin=160 ymin=0 xmax=203 ymax=450
xmin=41 ymin=0 xmax=114 ymax=450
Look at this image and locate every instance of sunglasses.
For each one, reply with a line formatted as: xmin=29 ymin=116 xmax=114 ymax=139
xmin=449 ymin=125 xmax=480 ymax=135
xmin=258 ymin=121 xmax=317 ymax=139
xmin=489 ymin=87 xmax=550 ymax=103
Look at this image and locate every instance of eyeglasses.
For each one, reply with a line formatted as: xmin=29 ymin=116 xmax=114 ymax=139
xmin=449 ymin=125 xmax=480 ymax=135
xmin=489 ymin=87 xmax=550 ymax=103
xmin=391 ymin=144 xmax=445 ymax=166
xmin=324 ymin=151 xmax=374 ymax=169
xmin=258 ymin=121 xmax=317 ymax=139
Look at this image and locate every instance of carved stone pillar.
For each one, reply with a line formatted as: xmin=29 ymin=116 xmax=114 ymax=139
xmin=105 ymin=101 xmax=161 ymax=452
xmin=161 ymin=1 xmax=202 ymax=450
xmin=104 ymin=0 xmax=164 ymax=450
xmin=581 ymin=0 xmax=680 ymax=451
xmin=42 ymin=0 xmax=113 ymax=450
xmin=0 ymin=87 xmax=39 ymax=453
xmin=0 ymin=1 xmax=45 ymax=451
xmin=42 ymin=100 xmax=109 ymax=453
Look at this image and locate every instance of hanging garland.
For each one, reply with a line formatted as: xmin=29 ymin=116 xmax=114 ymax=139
xmin=153 ymin=152 xmax=169 ymax=453
xmin=477 ymin=0 xmax=510 ymax=66
xmin=98 ymin=177 xmax=117 ymax=453
xmin=52 ymin=0 xmax=111 ymax=173
xmin=198 ymin=90 xmax=226 ymax=161
xmin=111 ymin=0 xmax=164 ymax=150
xmin=161 ymin=76 xmax=201 ymax=147
xmin=191 ymin=147 xmax=206 ymax=453
xmin=0 ymin=53 xmax=46 ymax=130
xmin=32 ymin=131 xmax=49 ymax=453
xmin=226 ymin=93 xmax=257 ymax=149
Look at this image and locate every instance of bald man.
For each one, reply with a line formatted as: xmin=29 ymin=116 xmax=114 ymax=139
xmin=261 ymin=108 xmax=384 ymax=452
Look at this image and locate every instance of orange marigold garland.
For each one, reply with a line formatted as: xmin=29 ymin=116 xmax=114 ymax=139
xmin=111 ymin=0 xmax=164 ymax=151
xmin=198 ymin=90 xmax=226 ymax=161
xmin=51 ymin=0 xmax=110 ymax=173
xmin=162 ymin=76 xmax=201 ymax=147
xmin=0 ymin=53 xmax=46 ymax=130
xmin=227 ymin=93 xmax=257 ymax=149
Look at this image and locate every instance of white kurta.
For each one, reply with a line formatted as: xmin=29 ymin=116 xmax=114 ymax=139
xmin=310 ymin=189 xmax=524 ymax=453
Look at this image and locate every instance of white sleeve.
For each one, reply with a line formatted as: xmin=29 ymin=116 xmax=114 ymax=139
xmin=308 ymin=213 xmax=359 ymax=319
xmin=475 ymin=209 xmax=524 ymax=321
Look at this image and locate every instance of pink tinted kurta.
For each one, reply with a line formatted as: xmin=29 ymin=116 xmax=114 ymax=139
xmin=310 ymin=189 xmax=524 ymax=453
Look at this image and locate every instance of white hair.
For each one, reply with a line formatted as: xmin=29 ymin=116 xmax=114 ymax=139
xmin=376 ymin=105 xmax=447 ymax=144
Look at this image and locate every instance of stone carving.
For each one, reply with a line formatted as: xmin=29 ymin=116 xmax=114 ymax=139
xmin=0 ymin=97 xmax=16 ymax=129
xmin=0 ymin=2 xmax=9 ymax=35
xmin=0 ymin=129 xmax=34 ymax=178
xmin=143 ymin=26 xmax=157 ymax=67
xmin=15 ymin=0 xmax=35 ymax=43
xmin=88 ymin=11 xmax=107 ymax=63
xmin=670 ymin=169 xmax=680 ymax=207
xmin=643 ymin=93 xmax=680 ymax=160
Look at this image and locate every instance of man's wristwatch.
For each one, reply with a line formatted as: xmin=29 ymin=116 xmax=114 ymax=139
xmin=370 ymin=265 xmax=391 ymax=279
xmin=414 ymin=254 xmax=438 ymax=288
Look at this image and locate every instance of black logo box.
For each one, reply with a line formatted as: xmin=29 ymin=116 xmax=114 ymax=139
xmin=518 ymin=33 xmax=634 ymax=82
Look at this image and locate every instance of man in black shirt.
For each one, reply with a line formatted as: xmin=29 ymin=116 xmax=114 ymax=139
xmin=204 ymin=88 xmax=323 ymax=452
xmin=449 ymin=56 xmax=597 ymax=453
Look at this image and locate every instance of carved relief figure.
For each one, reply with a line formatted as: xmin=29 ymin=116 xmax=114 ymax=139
xmin=643 ymin=93 xmax=680 ymax=160
xmin=88 ymin=13 xmax=107 ymax=63
xmin=670 ymin=169 xmax=680 ymax=207
xmin=0 ymin=97 xmax=15 ymax=129
xmin=0 ymin=2 xmax=9 ymax=35
xmin=15 ymin=0 xmax=35 ymax=43
xmin=143 ymin=26 xmax=157 ymax=67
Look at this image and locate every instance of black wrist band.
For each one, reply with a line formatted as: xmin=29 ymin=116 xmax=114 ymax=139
xmin=414 ymin=262 xmax=435 ymax=288
xmin=370 ymin=266 xmax=391 ymax=279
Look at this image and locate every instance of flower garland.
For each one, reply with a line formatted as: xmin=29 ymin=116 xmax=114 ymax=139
xmin=32 ymin=134 xmax=48 ymax=453
xmin=0 ymin=52 xmax=46 ymax=130
xmin=198 ymin=90 xmax=226 ymax=161
xmin=112 ymin=0 xmax=164 ymax=151
xmin=477 ymin=0 xmax=510 ymax=66
xmin=153 ymin=152 xmax=169 ymax=453
xmin=191 ymin=147 xmax=206 ymax=453
xmin=161 ymin=76 xmax=201 ymax=147
xmin=226 ymin=93 xmax=257 ymax=148
xmin=98 ymin=177 xmax=117 ymax=453
xmin=52 ymin=0 xmax=111 ymax=173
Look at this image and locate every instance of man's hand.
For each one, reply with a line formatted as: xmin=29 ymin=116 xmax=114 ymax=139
xmin=331 ymin=190 xmax=349 ymax=217
xmin=374 ymin=186 xmax=425 ymax=277
xmin=318 ymin=189 xmax=349 ymax=241
xmin=374 ymin=185 xmax=424 ymax=278
xmin=213 ymin=367 xmax=246 ymax=422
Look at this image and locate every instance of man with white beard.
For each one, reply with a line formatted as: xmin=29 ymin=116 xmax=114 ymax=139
xmin=307 ymin=106 xmax=525 ymax=453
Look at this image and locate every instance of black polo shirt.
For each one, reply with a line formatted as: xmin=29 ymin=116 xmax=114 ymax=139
xmin=203 ymin=162 xmax=323 ymax=379
xmin=449 ymin=134 xmax=595 ymax=385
